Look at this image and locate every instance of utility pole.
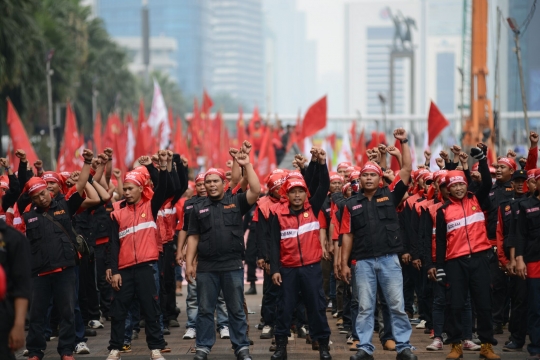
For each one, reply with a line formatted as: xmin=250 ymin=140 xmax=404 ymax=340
xmin=507 ymin=17 xmax=530 ymax=137
xmin=46 ymin=50 xmax=56 ymax=168
xmin=378 ymin=93 xmax=387 ymax=137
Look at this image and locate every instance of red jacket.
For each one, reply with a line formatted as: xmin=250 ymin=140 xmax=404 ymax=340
xmin=157 ymin=198 xmax=176 ymax=244
xmin=442 ymin=195 xmax=492 ymax=261
xmin=111 ymin=199 xmax=159 ymax=270
xmin=6 ymin=205 xmax=26 ymax=234
xmin=275 ymin=200 xmax=322 ymax=268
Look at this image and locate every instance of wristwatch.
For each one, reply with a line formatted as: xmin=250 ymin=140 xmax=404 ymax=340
xmin=400 ymin=138 xmax=409 ymax=144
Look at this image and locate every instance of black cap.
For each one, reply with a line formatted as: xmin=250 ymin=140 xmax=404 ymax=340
xmin=512 ymin=169 xmax=527 ymax=181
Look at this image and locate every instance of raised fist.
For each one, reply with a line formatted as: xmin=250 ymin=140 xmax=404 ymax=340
xmin=34 ymin=160 xmax=43 ymax=169
xmin=104 ymin=148 xmax=113 ymax=159
xmin=436 ymin=158 xmax=445 ymax=169
xmin=180 ymin=155 xmax=188 ymax=167
xmin=229 ymin=148 xmax=239 ymax=157
xmin=506 ymin=149 xmax=517 ymax=159
xmin=450 ymin=145 xmax=461 ymax=155
xmin=138 ymin=156 xmax=152 ymax=166
xmin=424 ymin=150 xmax=432 ymax=161
xmin=15 ymin=149 xmax=26 ymax=161
xmin=387 ymin=146 xmax=401 ymax=157
xmin=459 ymin=152 xmax=469 ymax=163
xmin=151 ymin=154 xmax=159 ymax=164
xmin=98 ymin=153 xmax=109 ymax=163
xmin=91 ymin=158 xmax=101 ymax=169
xmin=378 ymin=144 xmax=387 ymax=154
xmin=530 ymin=131 xmax=539 ymax=145
xmin=82 ymin=149 xmax=94 ymax=162
xmin=393 ymin=128 xmax=407 ymax=141
xmin=241 ymin=141 xmax=252 ymax=155
xmin=235 ymin=153 xmax=250 ymax=167
xmin=112 ymin=168 xmax=122 ymax=178
xmin=439 ymin=150 xmax=449 ymax=161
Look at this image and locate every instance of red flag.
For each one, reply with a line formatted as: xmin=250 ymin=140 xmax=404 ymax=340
xmin=390 ymin=138 xmax=402 ymax=173
xmin=236 ymin=106 xmax=247 ymax=147
xmin=256 ymin=126 xmax=277 ymax=180
xmin=287 ymin=109 xmax=303 ymax=153
xmin=134 ymin=99 xmax=154 ymax=160
xmin=350 ymin=121 xmax=356 ymax=152
xmin=57 ymin=103 xmax=83 ymax=172
xmin=354 ymin=128 xmax=366 ymax=167
xmin=93 ymin=112 xmax=102 ymax=153
xmin=103 ymin=114 xmax=127 ymax=173
xmin=427 ymin=101 xmax=450 ymax=146
xmin=202 ymin=89 xmax=213 ymax=115
xmin=173 ymin=116 xmax=189 ymax=161
xmin=168 ymin=106 xmax=174 ymax=140
xmin=6 ymin=99 xmax=38 ymax=169
xmin=301 ymin=95 xmax=327 ymax=139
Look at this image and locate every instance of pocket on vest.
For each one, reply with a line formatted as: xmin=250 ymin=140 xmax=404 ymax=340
xmin=385 ymin=223 xmax=401 ymax=248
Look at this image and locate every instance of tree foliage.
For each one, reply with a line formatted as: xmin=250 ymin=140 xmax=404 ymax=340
xmin=0 ymin=0 xmax=186 ymax=139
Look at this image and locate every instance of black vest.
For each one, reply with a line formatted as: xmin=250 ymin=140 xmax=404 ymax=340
xmin=487 ymin=181 xmax=514 ymax=239
xmin=345 ymin=187 xmax=403 ymax=261
xmin=24 ymin=199 xmax=76 ymax=276
xmin=92 ymin=202 xmax=114 ymax=241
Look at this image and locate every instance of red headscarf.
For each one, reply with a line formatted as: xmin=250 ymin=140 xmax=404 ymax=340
xmin=205 ymin=168 xmax=226 ymax=181
xmin=0 ymin=175 xmax=8 ymax=190
xmin=360 ymin=162 xmax=383 ymax=177
xmin=24 ymin=177 xmax=48 ymax=197
xmin=329 ymin=172 xmax=343 ymax=183
xmin=124 ymin=170 xmax=154 ymax=201
xmin=445 ymin=170 xmax=468 ymax=188
xmin=498 ymin=157 xmax=517 ymax=171
xmin=267 ymin=174 xmax=285 ymax=193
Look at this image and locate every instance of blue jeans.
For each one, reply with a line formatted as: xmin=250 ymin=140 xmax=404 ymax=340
xmin=186 ymin=280 xmax=228 ymax=330
xmin=123 ymin=297 xmax=141 ymax=344
xmin=195 ymin=270 xmax=249 ymax=355
xmin=354 ymin=254 xmax=412 ymax=354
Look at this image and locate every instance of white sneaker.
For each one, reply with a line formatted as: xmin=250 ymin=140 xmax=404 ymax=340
xmin=183 ymin=328 xmax=196 ymax=339
xmin=88 ymin=320 xmax=104 ymax=329
xmin=463 ymin=340 xmax=481 ymax=351
xmin=426 ymin=337 xmax=443 ymax=351
xmin=106 ymin=349 xmax=121 ymax=360
xmin=416 ymin=320 xmax=426 ymax=329
xmin=219 ymin=326 xmax=230 ymax=339
xmin=151 ymin=349 xmax=165 ymax=360
xmin=75 ymin=342 xmax=90 ymax=354
xmin=347 ymin=336 xmax=354 ymax=345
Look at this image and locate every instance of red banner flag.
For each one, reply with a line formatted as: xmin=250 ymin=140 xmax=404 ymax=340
xmin=173 ymin=116 xmax=189 ymax=160
xmin=57 ymin=103 xmax=83 ymax=172
xmin=202 ymin=89 xmax=213 ymax=115
xmin=93 ymin=112 xmax=102 ymax=153
xmin=350 ymin=121 xmax=357 ymax=153
xmin=354 ymin=128 xmax=366 ymax=167
xmin=6 ymin=99 xmax=38 ymax=169
xmin=103 ymin=114 xmax=127 ymax=173
xmin=236 ymin=106 xmax=247 ymax=148
xmin=301 ymin=95 xmax=327 ymax=139
xmin=427 ymin=101 xmax=450 ymax=146
xmin=256 ymin=126 xmax=277 ymax=180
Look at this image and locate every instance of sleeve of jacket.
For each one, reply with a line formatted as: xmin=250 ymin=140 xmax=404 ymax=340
xmin=496 ymin=206 xmax=509 ymax=267
xmin=423 ymin=210 xmax=435 ymax=269
xmin=526 ymin=146 xmax=538 ymax=170
xmin=109 ymin=219 xmax=120 ymax=275
xmin=410 ymin=205 xmax=421 ymax=260
xmin=270 ymin=214 xmax=281 ymax=275
xmin=513 ymin=202 xmax=528 ymax=258
xmin=256 ymin=209 xmax=269 ymax=260
xmin=435 ymin=208 xmax=448 ymax=267
xmin=400 ymin=204 xmax=413 ymax=254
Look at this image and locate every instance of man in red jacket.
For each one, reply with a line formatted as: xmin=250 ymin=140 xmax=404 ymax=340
xmin=106 ymin=151 xmax=173 ymax=360
xmin=269 ymin=149 xmax=331 ymax=360
xmin=435 ymin=144 xmax=500 ymax=360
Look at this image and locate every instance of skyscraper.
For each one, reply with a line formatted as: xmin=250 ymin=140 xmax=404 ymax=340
xmin=97 ymin=0 xmax=213 ymax=98
xmin=209 ymin=0 xmax=265 ymax=111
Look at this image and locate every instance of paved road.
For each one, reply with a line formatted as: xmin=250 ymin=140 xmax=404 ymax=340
xmin=15 ymin=283 xmax=529 ymax=360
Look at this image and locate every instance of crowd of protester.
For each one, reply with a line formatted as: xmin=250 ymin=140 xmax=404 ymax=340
xmin=2 ymin=128 xmax=540 ymax=360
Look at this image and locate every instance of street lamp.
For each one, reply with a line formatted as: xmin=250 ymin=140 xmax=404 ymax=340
xmin=46 ymin=49 xmax=56 ymax=168
xmin=507 ymin=17 xmax=530 ymax=137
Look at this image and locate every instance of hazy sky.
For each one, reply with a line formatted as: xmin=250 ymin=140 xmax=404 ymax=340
xmin=296 ymin=0 xmax=347 ymax=80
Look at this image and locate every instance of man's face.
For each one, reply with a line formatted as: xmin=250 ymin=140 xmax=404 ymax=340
xmin=512 ymin=178 xmax=525 ymax=195
xmin=123 ymin=183 xmax=143 ymax=204
xmin=271 ymin=187 xmax=281 ymax=199
xmin=439 ymin=185 xmax=449 ymax=200
xmin=287 ymin=187 xmax=307 ymax=209
xmin=31 ymin=189 xmax=52 ymax=208
xmin=195 ymin=181 xmax=207 ymax=197
xmin=225 ymin=171 xmax=232 ymax=181
xmin=329 ymin=180 xmax=343 ymax=194
xmin=205 ymin=175 xmax=224 ymax=199
xmin=337 ymin=168 xmax=347 ymax=177
xmin=360 ymin=172 xmax=380 ymax=192
xmin=496 ymin=164 xmax=513 ymax=182
xmin=449 ymin=182 xmax=467 ymax=199
xmin=47 ymin=181 xmax=60 ymax=196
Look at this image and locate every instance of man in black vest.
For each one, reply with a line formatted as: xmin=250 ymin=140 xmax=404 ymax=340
xmin=186 ymin=151 xmax=260 ymax=360
xmin=22 ymin=149 xmax=93 ymax=360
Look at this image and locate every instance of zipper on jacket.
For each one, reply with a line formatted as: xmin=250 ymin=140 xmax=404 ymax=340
xmin=133 ymin=207 xmax=138 ymax=264
xmin=296 ymin=214 xmax=304 ymax=266
xmin=460 ymin=201 xmax=473 ymax=255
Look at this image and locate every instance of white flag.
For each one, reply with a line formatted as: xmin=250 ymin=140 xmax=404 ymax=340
xmin=147 ymin=79 xmax=171 ymax=148
xmin=337 ymin=127 xmax=353 ymax=165
xmin=125 ymin=117 xmax=136 ymax=167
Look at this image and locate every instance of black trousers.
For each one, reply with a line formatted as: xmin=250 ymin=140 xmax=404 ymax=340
xmin=275 ymin=263 xmax=331 ymax=341
xmin=261 ymin=269 xmax=279 ymax=327
xmin=27 ymin=268 xmax=76 ymax=359
xmin=78 ymin=251 xmax=100 ymax=323
xmin=109 ymin=264 xmax=164 ymax=351
xmin=95 ymin=243 xmax=112 ymax=318
xmin=161 ymin=242 xmax=177 ymax=323
xmin=0 ymin=329 xmax=15 ymax=360
xmin=321 ymin=258 xmax=332 ymax=301
xmin=245 ymin=233 xmax=257 ymax=283
xmin=445 ymin=253 xmax=497 ymax=345
xmin=490 ymin=256 xmax=510 ymax=325
xmin=402 ymin=263 xmax=418 ymax=315
xmin=418 ymin=265 xmax=433 ymax=329
xmin=508 ymin=275 xmax=528 ymax=346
